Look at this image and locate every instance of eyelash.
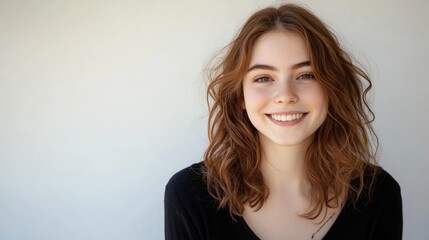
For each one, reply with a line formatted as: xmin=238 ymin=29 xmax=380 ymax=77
xmin=254 ymin=76 xmax=272 ymax=83
xmin=253 ymin=73 xmax=315 ymax=83
xmin=297 ymin=73 xmax=315 ymax=80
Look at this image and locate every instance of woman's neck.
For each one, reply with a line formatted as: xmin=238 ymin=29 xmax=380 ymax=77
xmin=259 ymin=136 xmax=312 ymax=198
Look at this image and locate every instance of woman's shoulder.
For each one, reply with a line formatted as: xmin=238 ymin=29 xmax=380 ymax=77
xmin=365 ymin=166 xmax=401 ymax=197
xmin=166 ymin=162 xmax=205 ymax=188
xmin=165 ymin=162 xmax=252 ymax=239
xmin=349 ymin=165 xmax=401 ymax=209
xmin=325 ymin=167 xmax=402 ymax=239
xmin=371 ymin=167 xmax=401 ymax=203
xmin=165 ymin=162 xmax=210 ymax=204
xmin=373 ymin=167 xmax=400 ymax=189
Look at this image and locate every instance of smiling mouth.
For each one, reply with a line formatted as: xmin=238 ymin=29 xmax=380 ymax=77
xmin=269 ymin=113 xmax=305 ymax=122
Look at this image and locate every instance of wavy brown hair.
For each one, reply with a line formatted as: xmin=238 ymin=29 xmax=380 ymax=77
xmin=203 ymin=3 xmax=379 ymax=219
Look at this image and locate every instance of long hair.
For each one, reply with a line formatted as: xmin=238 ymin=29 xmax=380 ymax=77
xmin=203 ymin=3 xmax=379 ymax=219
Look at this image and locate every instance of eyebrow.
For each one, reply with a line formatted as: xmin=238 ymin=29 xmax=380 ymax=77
xmin=247 ymin=61 xmax=311 ymax=72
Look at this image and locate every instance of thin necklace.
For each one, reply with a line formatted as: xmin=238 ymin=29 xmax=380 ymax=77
xmin=311 ymin=212 xmax=336 ymax=239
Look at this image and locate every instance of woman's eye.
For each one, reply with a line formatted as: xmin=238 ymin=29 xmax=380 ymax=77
xmin=297 ymin=73 xmax=315 ymax=80
xmin=255 ymin=76 xmax=272 ymax=83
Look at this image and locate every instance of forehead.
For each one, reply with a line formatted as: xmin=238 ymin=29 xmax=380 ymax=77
xmin=249 ymin=30 xmax=309 ymax=67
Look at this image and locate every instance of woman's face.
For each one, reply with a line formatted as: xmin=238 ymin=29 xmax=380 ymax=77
xmin=242 ymin=30 xmax=328 ymax=148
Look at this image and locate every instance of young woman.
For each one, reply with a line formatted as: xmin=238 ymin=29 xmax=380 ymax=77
xmin=165 ymin=4 xmax=402 ymax=240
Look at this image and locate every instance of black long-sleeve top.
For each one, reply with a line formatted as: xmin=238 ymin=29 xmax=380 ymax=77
xmin=165 ymin=162 xmax=402 ymax=240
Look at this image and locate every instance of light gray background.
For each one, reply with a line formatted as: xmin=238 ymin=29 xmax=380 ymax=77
xmin=1 ymin=0 xmax=428 ymax=239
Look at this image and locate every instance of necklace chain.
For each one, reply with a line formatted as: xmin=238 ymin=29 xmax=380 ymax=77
xmin=311 ymin=212 xmax=336 ymax=239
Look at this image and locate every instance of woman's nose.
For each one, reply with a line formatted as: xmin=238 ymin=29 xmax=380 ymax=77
xmin=274 ymin=81 xmax=298 ymax=104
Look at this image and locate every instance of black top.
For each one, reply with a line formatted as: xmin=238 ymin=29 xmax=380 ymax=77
xmin=165 ymin=162 xmax=402 ymax=240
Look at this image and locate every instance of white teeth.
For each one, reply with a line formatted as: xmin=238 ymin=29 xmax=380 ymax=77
xmin=271 ymin=113 xmax=304 ymax=122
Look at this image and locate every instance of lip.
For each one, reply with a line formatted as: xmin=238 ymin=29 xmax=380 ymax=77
xmin=265 ymin=112 xmax=307 ymax=126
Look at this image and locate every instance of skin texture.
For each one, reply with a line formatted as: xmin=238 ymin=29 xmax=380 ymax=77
xmin=242 ymin=30 xmax=338 ymax=240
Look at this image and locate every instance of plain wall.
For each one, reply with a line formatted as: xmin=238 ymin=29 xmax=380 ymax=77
xmin=0 ymin=0 xmax=427 ymax=239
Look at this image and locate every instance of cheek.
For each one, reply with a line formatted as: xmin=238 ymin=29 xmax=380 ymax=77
xmin=243 ymin=87 xmax=270 ymax=110
xmin=312 ymin=88 xmax=329 ymax=121
xmin=308 ymin=85 xmax=328 ymax=108
xmin=316 ymin=92 xmax=328 ymax=111
xmin=320 ymin=90 xmax=329 ymax=112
